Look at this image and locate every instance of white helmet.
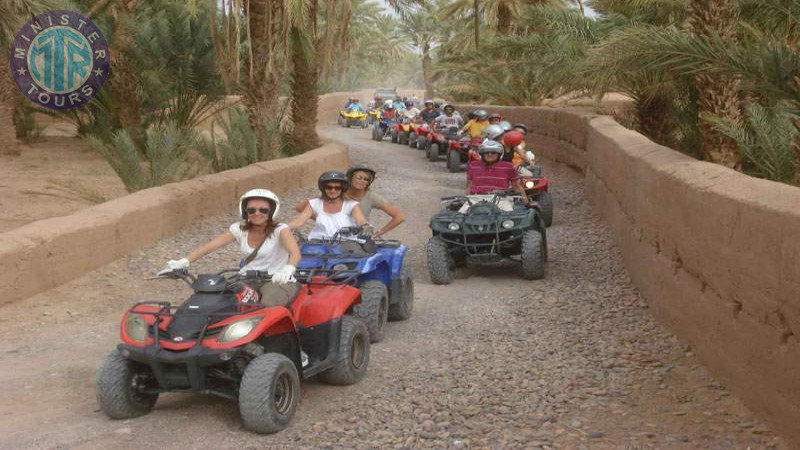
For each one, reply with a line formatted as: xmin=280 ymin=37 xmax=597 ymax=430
xmin=239 ymin=188 xmax=280 ymax=220
xmin=481 ymin=124 xmax=505 ymax=141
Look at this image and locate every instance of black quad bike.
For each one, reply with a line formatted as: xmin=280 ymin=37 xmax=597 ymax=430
xmin=426 ymin=193 xmax=548 ymax=284
xmin=95 ymin=268 xmax=369 ymax=434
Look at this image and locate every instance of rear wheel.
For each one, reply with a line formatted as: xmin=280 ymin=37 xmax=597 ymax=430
xmin=447 ymin=150 xmax=461 ymax=173
xmin=389 ymin=267 xmax=414 ymax=321
xmin=239 ymin=353 xmax=300 ymax=434
xmin=399 ymin=132 xmax=408 ymax=145
xmin=536 ymin=191 xmax=554 ymax=227
xmin=319 ymin=316 xmax=370 ymax=385
xmin=427 ymin=236 xmax=453 ymax=285
xmin=360 ymin=119 xmax=367 ymax=128
xmin=521 ymin=230 xmax=546 ymax=280
xmin=372 ymin=126 xmax=379 ymax=141
xmin=428 ymin=142 xmax=440 ymax=162
xmin=95 ymin=349 xmax=159 ymax=419
xmin=353 ymin=280 xmax=389 ymax=343
xmin=390 ymin=129 xmax=398 ymax=144
xmin=408 ymin=132 xmax=417 ymax=148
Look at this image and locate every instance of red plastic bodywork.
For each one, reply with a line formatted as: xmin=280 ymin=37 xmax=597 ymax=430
xmin=119 ymin=281 xmax=361 ymax=350
xmin=521 ymin=176 xmax=550 ymax=195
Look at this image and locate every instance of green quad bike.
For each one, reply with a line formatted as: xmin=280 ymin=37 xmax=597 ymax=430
xmin=426 ymin=192 xmax=548 ymax=284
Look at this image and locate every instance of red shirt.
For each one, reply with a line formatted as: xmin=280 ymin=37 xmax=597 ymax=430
xmin=467 ymin=160 xmax=519 ymax=194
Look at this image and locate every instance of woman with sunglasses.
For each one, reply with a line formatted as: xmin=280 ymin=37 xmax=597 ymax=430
xmin=288 ymin=171 xmax=370 ymax=240
xmin=344 ymin=165 xmax=405 ymax=239
xmin=161 ymin=189 xmax=302 ymax=304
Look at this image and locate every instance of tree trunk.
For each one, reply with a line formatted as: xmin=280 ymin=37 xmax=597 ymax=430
xmin=635 ymin=92 xmax=675 ymax=148
xmin=209 ymin=0 xmax=233 ymax=94
xmin=287 ymin=1 xmax=320 ymax=154
xmin=288 ymin=28 xmax=320 ymax=154
xmin=687 ymin=0 xmax=742 ymax=169
xmin=473 ymin=0 xmax=480 ymax=48
xmin=422 ymin=40 xmax=434 ymax=100
xmin=243 ymin=0 xmax=281 ymax=160
xmin=497 ymin=2 xmax=512 ymax=34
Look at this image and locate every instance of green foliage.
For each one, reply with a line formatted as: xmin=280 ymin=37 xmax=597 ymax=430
xmin=89 ymin=124 xmax=203 ymax=192
xmin=197 ymin=108 xmax=262 ymax=172
xmin=706 ymin=102 xmax=799 ymax=182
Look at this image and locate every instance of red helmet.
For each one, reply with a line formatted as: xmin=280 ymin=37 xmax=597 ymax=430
xmin=502 ymin=130 xmax=524 ymax=147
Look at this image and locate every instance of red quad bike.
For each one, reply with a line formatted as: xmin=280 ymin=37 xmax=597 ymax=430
xmin=446 ymin=136 xmax=483 ymax=173
xmin=426 ymin=125 xmax=460 ymax=162
xmin=410 ymin=121 xmax=431 ymax=150
xmin=519 ymin=164 xmax=554 ymax=227
xmin=95 ymin=268 xmax=370 ymax=434
xmin=390 ymin=117 xmax=413 ymax=145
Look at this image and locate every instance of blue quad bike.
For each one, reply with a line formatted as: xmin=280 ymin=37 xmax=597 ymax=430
xmin=296 ymin=226 xmax=413 ymax=343
xmin=371 ymin=117 xmax=396 ymax=142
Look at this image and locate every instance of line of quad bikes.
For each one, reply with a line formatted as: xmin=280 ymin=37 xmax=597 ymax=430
xmin=92 ymin=105 xmax=556 ymax=436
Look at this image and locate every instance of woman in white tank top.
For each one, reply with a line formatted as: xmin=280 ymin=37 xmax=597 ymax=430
xmin=287 ymin=171 xmax=370 ymax=240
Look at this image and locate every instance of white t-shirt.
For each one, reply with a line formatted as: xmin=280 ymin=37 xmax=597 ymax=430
xmin=228 ymin=223 xmax=290 ymax=274
xmin=308 ymin=198 xmax=358 ymax=240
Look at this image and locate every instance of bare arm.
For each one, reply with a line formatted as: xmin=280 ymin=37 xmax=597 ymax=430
xmin=278 ymin=227 xmax=301 ymax=266
xmin=287 ymin=203 xmax=314 ymax=230
xmin=186 ymin=231 xmax=236 ymax=262
xmin=351 ymin=204 xmax=368 ymax=226
xmin=511 ymin=179 xmax=529 ymax=205
xmin=294 ymin=199 xmax=310 ymax=214
xmin=373 ymin=202 xmax=406 ymax=239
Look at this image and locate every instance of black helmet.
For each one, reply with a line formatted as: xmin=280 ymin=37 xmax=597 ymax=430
xmin=473 ymin=109 xmax=489 ymax=120
xmin=442 ymin=103 xmax=455 ymax=112
xmin=346 ymin=164 xmax=377 ymax=184
xmin=513 ymin=123 xmax=528 ymax=135
xmin=318 ymin=171 xmax=349 ymax=192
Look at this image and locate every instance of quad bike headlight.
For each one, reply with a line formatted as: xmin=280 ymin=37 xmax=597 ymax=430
xmin=332 ymin=263 xmax=351 ymax=271
xmin=219 ymin=317 xmax=262 ymax=343
xmin=124 ymin=314 xmax=148 ymax=343
xmin=502 ymin=220 xmax=515 ymax=229
xmin=524 ymin=180 xmax=535 ymax=189
xmin=448 ymin=222 xmax=460 ymax=231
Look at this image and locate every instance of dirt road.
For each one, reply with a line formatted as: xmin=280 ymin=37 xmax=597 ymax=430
xmin=0 ymin=124 xmax=783 ymax=449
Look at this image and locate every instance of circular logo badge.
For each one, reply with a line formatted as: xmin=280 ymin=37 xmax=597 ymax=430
xmin=9 ymin=10 xmax=110 ymax=110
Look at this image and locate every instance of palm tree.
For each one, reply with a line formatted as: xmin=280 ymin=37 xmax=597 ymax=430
xmin=399 ymin=2 xmax=442 ymax=99
xmin=287 ymin=0 xmax=320 ymax=154
xmin=686 ymin=0 xmax=742 ymax=168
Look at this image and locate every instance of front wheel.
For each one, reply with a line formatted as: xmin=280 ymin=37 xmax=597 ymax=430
xmin=521 ymin=230 xmax=546 ymax=280
xmin=390 ymin=129 xmax=398 ymax=144
xmin=95 ymin=349 xmax=159 ymax=419
xmin=427 ymin=236 xmax=453 ymax=284
xmin=536 ymin=191 xmax=554 ymax=227
xmin=408 ymin=132 xmax=417 ymax=149
xmin=319 ymin=315 xmax=370 ymax=385
xmin=389 ymin=267 xmax=414 ymax=321
xmin=353 ymin=280 xmax=389 ymax=343
xmin=447 ymin=150 xmax=461 ymax=173
xmin=428 ymin=142 xmax=440 ymax=162
xmin=360 ymin=119 xmax=367 ymax=128
xmin=239 ymin=353 xmax=300 ymax=434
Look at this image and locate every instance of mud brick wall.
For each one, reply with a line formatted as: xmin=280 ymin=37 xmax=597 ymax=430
xmin=462 ymin=102 xmax=800 ymax=446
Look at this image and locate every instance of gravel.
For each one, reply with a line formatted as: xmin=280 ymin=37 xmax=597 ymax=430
xmin=0 ymin=123 xmax=785 ymax=449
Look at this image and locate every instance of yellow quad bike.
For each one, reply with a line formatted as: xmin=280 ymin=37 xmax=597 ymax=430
xmin=339 ymin=108 xmax=369 ymax=128
xmin=367 ymin=108 xmax=381 ymax=126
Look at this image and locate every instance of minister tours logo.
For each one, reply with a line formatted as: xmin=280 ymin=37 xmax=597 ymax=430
xmin=9 ymin=10 xmax=110 ymax=110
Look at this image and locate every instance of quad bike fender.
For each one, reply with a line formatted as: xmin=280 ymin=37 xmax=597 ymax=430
xmin=291 ymin=284 xmax=361 ymax=328
xmin=356 ymin=259 xmax=393 ymax=287
xmin=377 ymin=244 xmax=409 ymax=280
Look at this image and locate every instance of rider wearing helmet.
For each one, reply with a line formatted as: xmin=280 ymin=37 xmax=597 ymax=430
xmin=346 ymin=165 xmax=406 ymax=239
xmin=419 ymin=99 xmax=440 ymax=123
xmin=161 ymin=189 xmax=302 ymax=305
xmin=460 ymin=109 xmax=491 ymax=138
xmin=288 ymin=171 xmax=370 ymax=241
xmin=433 ymin=103 xmax=463 ymax=131
xmin=382 ymin=100 xmax=397 ymax=120
xmin=466 ymin=141 xmax=529 ymax=203
xmin=393 ymin=96 xmax=406 ymax=110
xmin=488 ymin=113 xmax=503 ymax=124
xmin=401 ymin=101 xmax=420 ymax=119
xmin=348 ymin=98 xmax=365 ymax=112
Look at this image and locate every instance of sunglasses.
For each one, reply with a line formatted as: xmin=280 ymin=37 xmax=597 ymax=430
xmin=352 ymin=175 xmax=372 ymax=181
xmin=324 ymin=185 xmax=343 ymax=191
xmin=245 ymin=207 xmax=271 ymax=215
